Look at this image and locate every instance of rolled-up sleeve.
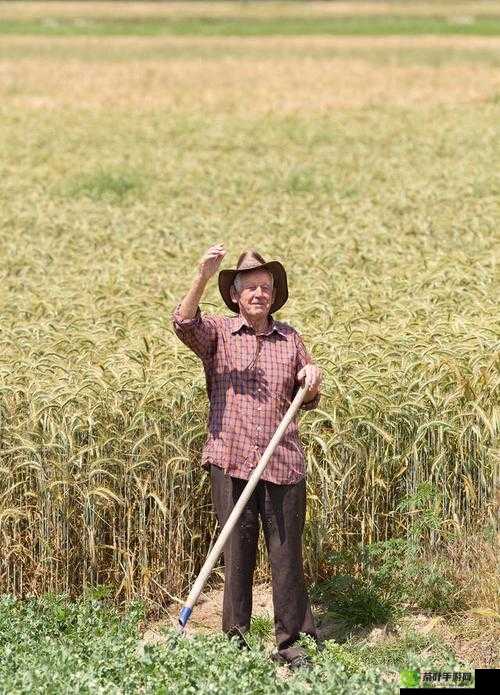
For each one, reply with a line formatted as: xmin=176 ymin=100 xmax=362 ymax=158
xmin=172 ymin=304 xmax=218 ymax=363
xmin=293 ymin=331 xmax=321 ymax=411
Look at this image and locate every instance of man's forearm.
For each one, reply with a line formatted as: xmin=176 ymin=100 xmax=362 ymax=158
xmin=178 ymin=273 xmax=209 ymax=320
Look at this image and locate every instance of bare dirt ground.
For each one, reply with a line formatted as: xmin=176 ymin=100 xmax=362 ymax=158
xmin=140 ymin=583 xmax=499 ymax=670
xmin=142 ymin=581 xmax=414 ymax=644
xmin=141 ymin=581 xmax=366 ymax=659
xmin=143 ymin=583 xmax=275 ymax=641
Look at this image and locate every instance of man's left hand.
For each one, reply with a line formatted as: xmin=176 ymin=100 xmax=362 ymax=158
xmin=297 ymin=364 xmax=322 ymax=400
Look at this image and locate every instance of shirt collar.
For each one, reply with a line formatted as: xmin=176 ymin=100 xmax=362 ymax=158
xmin=230 ymin=313 xmax=286 ymax=338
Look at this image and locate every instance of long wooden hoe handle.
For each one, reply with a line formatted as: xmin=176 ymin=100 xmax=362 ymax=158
xmin=178 ymin=384 xmax=308 ymax=629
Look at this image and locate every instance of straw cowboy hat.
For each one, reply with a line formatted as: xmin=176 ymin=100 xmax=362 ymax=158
xmin=218 ymin=250 xmax=288 ymax=315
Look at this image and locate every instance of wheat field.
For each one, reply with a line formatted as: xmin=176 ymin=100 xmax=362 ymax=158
xmin=0 ymin=2 xmax=498 ymax=610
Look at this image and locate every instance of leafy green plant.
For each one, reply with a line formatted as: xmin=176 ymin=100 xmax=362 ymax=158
xmin=0 ymin=594 xmax=400 ymax=694
xmin=0 ymin=593 xmax=475 ymax=694
xmin=318 ymin=641 xmax=365 ymax=676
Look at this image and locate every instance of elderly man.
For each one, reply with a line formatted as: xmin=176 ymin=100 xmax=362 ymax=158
xmin=172 ymin=244 xmax=322 ymax=669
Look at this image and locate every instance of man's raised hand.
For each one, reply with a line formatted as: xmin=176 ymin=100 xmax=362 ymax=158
xmin=199 ymin=244 xmax=227 ymax=282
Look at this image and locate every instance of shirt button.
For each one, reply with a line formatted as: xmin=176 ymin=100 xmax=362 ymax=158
xmin=257 ymin=406 xmax=262 ymax=411
xmin=257 ymin=426 xmax=262 ymax=431
xmin=257 ymin=388 xmax=262 ymax=392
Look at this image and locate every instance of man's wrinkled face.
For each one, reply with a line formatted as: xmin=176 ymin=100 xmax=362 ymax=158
xmin=230 ymin=269 xmax=276 ymax=320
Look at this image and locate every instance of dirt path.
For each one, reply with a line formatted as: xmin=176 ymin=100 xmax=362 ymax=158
xmin=143 ymin=582 xmax=400 ymax=646
xmin=140 ymin=582 xmax=499 ymax=670
xmin=142 ymin=583 xmax=275 ymax=643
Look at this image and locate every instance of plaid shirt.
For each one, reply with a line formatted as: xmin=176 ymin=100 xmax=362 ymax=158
xmin=172 ymin=304 xmax=320 ymax=485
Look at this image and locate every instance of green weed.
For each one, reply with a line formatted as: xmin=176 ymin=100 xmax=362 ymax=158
xmin=249 ymin=613 xmax=274 ymax=643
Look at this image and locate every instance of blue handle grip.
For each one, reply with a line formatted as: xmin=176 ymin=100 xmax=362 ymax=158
xmin=178 ymin=606 xmax=192 ymax=628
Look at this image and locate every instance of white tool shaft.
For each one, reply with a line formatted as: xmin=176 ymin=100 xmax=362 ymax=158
xmin=183 ymin=384 xmax=308 ymax=613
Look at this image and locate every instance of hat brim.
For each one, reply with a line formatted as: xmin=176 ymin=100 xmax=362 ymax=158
xmin=218 ymin=260 xmax=288 ymax=315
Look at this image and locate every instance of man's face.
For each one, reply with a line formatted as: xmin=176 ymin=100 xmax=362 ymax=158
xmin=231 ymin=269 xmax=276 ymax=320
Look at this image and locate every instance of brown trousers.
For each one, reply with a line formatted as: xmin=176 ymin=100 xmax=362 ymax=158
xmin=210 ymin=464 xmax=317 ymax=660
